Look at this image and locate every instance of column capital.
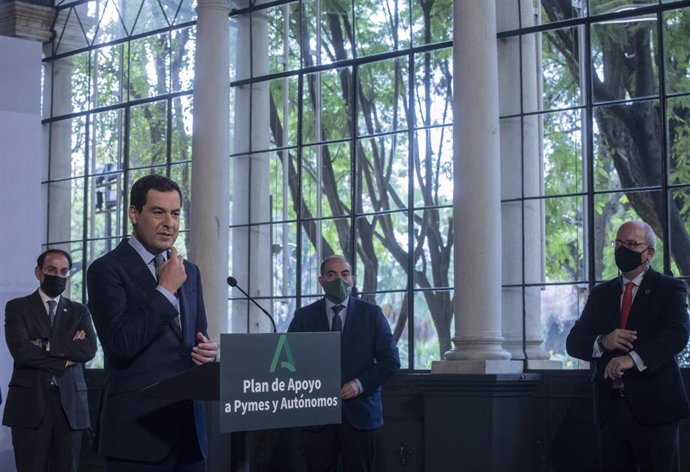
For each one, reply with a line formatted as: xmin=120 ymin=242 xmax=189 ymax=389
xmin=0 ymin=1 xmax=55 ymax=43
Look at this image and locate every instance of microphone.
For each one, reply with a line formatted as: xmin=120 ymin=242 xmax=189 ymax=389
xmin=227 ymin=276 xmax=277 ymax=333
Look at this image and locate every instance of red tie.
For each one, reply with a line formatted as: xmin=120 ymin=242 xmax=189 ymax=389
xmin=619 ymin=281 xmax=635 ymax=328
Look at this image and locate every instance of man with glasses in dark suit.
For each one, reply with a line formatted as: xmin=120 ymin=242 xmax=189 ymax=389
xmin=567 ymin=220 xmax=690 ymax=471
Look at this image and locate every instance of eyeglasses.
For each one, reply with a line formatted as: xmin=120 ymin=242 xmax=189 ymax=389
xmin=42 ymin=267 xmax=71 ymax=277
xmin=611 ymin=239 xmax=649 ymax=251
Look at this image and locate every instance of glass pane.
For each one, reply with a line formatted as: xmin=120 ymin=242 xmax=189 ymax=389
xmin=358 ymin=133 xmax=409 ymax=213
xmin=171 ymin=95 xmax=193 ymax=163
xmin=413 ymin=127 xmax=452 ymax=207
xmin=371 ymin=291 xmax=408 ymax=369
xmin=543 ymin=109 xmax=584 ymax=196
xmin=667 ymin=188 xmax=690 ymax=277
xmin=541 ymin=27 xmax=583 ymax=112
xmin=269 ymin=76 xmax=300 ymax=149
xmin=539 ymin=0 xmax=585 ymax=25
xmin=411 ymin=0 xmax=452 ymax=46
xmin=593 ymin=100 xmax=662 ymax=191
xmin=414 ymin=289 xmax=452 ymax=369
xmin=591 ymin=17 xmax=659 ymax=103
xmin=413 ymin=207 xmax=453 ymax=288
xmin=92 ymin=109 xmax=124 ymax=175
xmin=86 ymin=174 xmax=124 ymax=241
xmin=301 ymin=0 xmax=353 ymax=66
xmin=92 ymin=0 xmax=128 ymax=45
xmin=414 ymin=48 xmax=453 ymax=128
xmin=267 ymin=3 xmax=301 ymax=74
xmin=48 ymin=117 xmax=86 ymax=180
xmin=128 ymin=33 xmax=171 ymax=100
xmin=94 ymin=43 xmax=126 ymax=109
xmin=355 ymin=212 xmax=409 ymax=292
xmin=173 ymin=0 xmax=197 ymax=25
xmin=171 ymin=25 xmax=196 ymax=92
xmin=544 ymin=195 xmax=586 ymax=283
xmin=355 ymin=0 xmax=411 ymax=57
xmin=592 ymin=191 xmax=665 ymax=279
xmin=541 ymin=284 xmax=587 ymax=368
xmin=270 ymin=149 xmax=299 ymax=223
xmin=131 ymin=0 xmax=172 ymax=35
xmin=302 ymin=143 xmax=352 ymax=218
xmin=302 ymin=68 xmax=353 ymax=145
xmin=668 ymin=96 xmax=690 ymax=184
xmin=170 ymin=162 xmax=191 ymax=234
xmin=589 ymin=0 xmax=657 ymax=16
xmin=358 ymin=57 xmax=409 ymax=136
xmin=272 ymin=222 xmax=299 ymax=298
xmin=129 ymin=101 xmax=169 ymax=169
xmin=53 ymin=7 xmax=90 ymax=55
xmin=663 ymin=8 xmax=690 ymax=94
xmin=57 ymin=51 xmax=92 ymax=117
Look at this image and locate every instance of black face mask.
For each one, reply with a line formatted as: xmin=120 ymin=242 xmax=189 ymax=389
xmin=614 ymin=246 xmax=647 ymax=273
xmin=41 ymin=274 xmax=67 ymax=298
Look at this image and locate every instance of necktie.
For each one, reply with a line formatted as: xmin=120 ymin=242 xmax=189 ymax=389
xmin=331 ymin=305 xmax=344 ymax=332
xmin=47 ymin=300 xmax=57 ymax=327
xmin=619 ymin=281 xmax=635 ymax=329
xmin=153 ymin=253 xmax=166 ymax=279
xmin=154 ymin=253 xmax=181 ymax=329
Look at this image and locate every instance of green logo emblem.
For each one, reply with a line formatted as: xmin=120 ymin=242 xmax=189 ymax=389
xmin=269 ymin=334 xmax=296 ymax=373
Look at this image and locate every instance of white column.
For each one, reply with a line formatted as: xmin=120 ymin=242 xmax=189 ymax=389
xmin=190 ymin=0 xmax=231 ymax=342
xmin=433 ymin=0 xmax=517 ymax=374
xmin=230 ymin=5 xmax=272 ymax=334
xmin=496 ymin=3 xmax=559 ymax=368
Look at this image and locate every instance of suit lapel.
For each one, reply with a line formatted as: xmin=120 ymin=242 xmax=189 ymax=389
xmin=119 ymin=240 xmax=182 ymax=339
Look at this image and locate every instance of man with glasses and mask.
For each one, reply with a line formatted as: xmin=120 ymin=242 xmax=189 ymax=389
xmin=567 ymin=221 xmax=690 ymax=471
xmin=288 ymin=255 xmax=400 ymax=472
xmin=3 ymin=249 xmax=97 ymax=472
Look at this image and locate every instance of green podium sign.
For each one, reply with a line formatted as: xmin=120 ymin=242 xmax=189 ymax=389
xmin=219 ymin=332 xmax=341 ymax=432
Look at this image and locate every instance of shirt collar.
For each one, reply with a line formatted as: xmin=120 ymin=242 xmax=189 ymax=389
xmin=621 ymin=267 xmax=647 ymax=287
xmin=38 ymin=288 xmax=61 ymax=307
xmin=325 ymin=296 xmax=349 ymax=311
xmin=128 ymin=234 xmax=164 ymax=265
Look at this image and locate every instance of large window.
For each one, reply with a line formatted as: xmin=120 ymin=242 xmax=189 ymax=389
xmin=43 ymin=0 xmax=690 ymax=371
xmin=227 ymin=0 xmax=453 ymax=369
xmin=499 ymin=0 xmax=690 ymax=367
xmin=44 ymin=0 xmax=198 ymax=367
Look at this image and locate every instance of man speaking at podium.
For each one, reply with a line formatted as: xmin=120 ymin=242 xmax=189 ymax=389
xmin=288 ymin=255 xmax=400 ymax=472
xmin=87 ymin=175 xmax=218 ymax=472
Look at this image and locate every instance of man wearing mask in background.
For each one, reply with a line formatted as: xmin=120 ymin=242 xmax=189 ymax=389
xmin=288 ymin=254 xmax=400 ymax=472
xmin=567 ymin=221 xmax=689 ymax=471
xmin=3 ymin=249 xmax=97 ymax=472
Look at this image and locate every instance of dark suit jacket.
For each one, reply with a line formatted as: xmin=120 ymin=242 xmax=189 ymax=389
xmin=566 ymin=268 xmax=690 ymax=426
xmin=86 ymin=239 xmax=209 ymax=462
xmin=288 ymin=296 xmax=400 ymax=430
xmin=3 ymin=291 xmax=97 ymax=430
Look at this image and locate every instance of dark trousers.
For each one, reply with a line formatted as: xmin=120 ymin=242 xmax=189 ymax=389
xmin=105 ymin=402 xmax=204 ymax=472
xmin=600 ymin=392 xmax=680 ymax=472
xmin=301 ymin=422 xmax=381 ymax=472
xmin=11 ymin=387 xmax=83 ymax=472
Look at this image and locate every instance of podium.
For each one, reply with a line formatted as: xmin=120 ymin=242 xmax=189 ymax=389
xmin=141 ymin=332 xmax=342 ymax=470
xmin=141 ymin=361 xmax=219 ymax=400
